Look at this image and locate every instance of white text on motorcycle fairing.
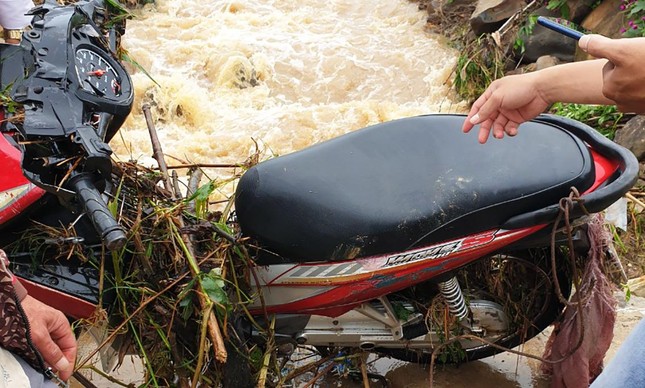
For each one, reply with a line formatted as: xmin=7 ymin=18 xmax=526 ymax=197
xmin=384 ymin=240 xmax=463 ymax=268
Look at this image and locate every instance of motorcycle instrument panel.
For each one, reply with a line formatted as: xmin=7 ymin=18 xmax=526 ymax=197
xmin=74 ymin=48 xmax=122 ymax=99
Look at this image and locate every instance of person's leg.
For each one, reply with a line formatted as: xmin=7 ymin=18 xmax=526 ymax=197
xmin=590 ymin=317 xmax=645 ymax=387
xmin=0 ymin=347 xmax=58 ymax=388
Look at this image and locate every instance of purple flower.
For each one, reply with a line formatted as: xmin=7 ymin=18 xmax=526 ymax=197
xmin=620 ymin=4 xmax=626 ymax=9
xmin=620 ymin=27 xmax=627 ymax=33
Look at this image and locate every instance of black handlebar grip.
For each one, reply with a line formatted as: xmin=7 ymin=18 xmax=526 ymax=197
xmin=69 ymin=174 xmax=126 ymax=251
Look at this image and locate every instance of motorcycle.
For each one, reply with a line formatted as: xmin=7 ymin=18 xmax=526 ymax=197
xmin=0 ymin=0 xmax=131 ymax=320
xmin=0 ymin=0 xmax=639 ymax=382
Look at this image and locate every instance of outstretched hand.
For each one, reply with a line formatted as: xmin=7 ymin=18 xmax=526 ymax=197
xmin=462 ymin=34 xmax=645 ymax=144
xmin=20 ymin=295 xmax=77 ymax=382
xmin=461 ymin=72 xmax=550 ymax=143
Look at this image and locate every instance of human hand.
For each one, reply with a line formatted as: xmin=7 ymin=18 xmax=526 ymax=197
xmin=461 ymin=72 xmax=550 ymax=143
xmin=20 ymin=295 xmax=77 ymax=382
xmin=579 ymin=35 xmax=645 ymax=114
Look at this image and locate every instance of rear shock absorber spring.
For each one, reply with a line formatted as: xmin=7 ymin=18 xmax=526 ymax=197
xmin=438 ymin=276 xmax=468 ymax=321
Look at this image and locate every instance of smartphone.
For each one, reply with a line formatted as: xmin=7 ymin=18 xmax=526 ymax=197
xmin=536 ymin=16 xmax=584 ymax=40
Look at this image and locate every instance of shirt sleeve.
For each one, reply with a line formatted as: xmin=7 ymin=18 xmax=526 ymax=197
xmin=0 ymin=0 xmax=35 ymax=30
xmin=0 ymin=250 xmax=28 ymax=301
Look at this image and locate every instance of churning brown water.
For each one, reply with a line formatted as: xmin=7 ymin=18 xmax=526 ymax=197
xmin=113 ymin=0 xmax=466 ymax=198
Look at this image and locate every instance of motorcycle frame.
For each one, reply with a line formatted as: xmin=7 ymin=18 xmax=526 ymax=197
xmin=2 ymin=127 xmax=621 ymax=321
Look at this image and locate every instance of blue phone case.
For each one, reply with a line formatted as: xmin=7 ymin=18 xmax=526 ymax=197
xmin=536 ymin=16 xmax=584 ymax=40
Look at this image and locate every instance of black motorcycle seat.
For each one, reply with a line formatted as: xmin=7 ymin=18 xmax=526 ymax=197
xmin=235 ymin=114 xmax=595 ymax=264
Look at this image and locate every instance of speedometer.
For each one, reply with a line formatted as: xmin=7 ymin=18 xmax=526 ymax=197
xmin=74 ymin=48 xmax=122 ymax=99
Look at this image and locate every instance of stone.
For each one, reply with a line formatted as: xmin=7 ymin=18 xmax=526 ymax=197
xmin=566 ymin=0 xmax=598 ymax=24
xmin=614 ymin=115 xmax=645 ymax=162
xmin=470 ymin=0 xmax=525 ymax=36
xmin=505 ymin=62 xmax=536 ymax=75
xmin=628 ymin=276 xmax=645 ymax=298
xmin=535 ymin=55 xmax=560 ymax=70
xmin=581 ymin=0 xmax=625 ymax=38
xmin=520 ymin=23 xmax=577 ymax=64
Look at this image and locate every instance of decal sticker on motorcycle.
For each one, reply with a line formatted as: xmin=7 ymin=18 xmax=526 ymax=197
xmin=0 ymin=184 xmax=29 ymax=208
xmin=267 ymin=230 xmax=501 ymax=285
xmin=384 ymin=240 xmax=462 ymax=267
xmin=0 ymin=182 xmax=45 ymax=224
xmin=381 ymin=229 xmax=498 ymax=269
xmin=252 ymin=226 xmax=546 ymax=313
xmin=271 ymin=262 xmax=365 ymax=284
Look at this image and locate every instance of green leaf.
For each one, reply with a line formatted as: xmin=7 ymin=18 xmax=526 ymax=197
xmin=623 ymin=284 xmax=632 ymax=302
xmin=185 ymin=180 xmax=217 ymax=218
xmin=631 ymin=0 xmax=645 ymax=14
xmin=202 ymin=270 xmax=228 ymax=306
xmin=392 ymin=302 xmax=412 ymax=321
xmin=179 ymin=292 xmax=194 ymax=320
xmin=104 ymin=0 xmax=131 ymax=16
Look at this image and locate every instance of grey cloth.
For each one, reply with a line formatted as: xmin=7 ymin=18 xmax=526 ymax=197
xmin=0 ymin=346 xmax=58 ymax=388
xmin=15 ymin=356 xmax=58 ymax=387
xmin=0 ymin=0 xmax=34 ymax=30
xmin=590 ymin=318 xmax=645 ymax=388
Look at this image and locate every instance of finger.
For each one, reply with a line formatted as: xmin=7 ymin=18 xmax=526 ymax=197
xmin=579 ymin=34 xmax=624 ymax=64
xmin=601 ymin=61 xmax=619 ymax=103
xmin=472 ymin=92 xmax=503 ymax=128
xmin=463 ymin=92 xmax=491 ymax=132
xmin=462 ymin=110 xmax=478 ymax=133
xmin=478 ymin=126 xmax=491 ymax=144
xmin=478 ymin=118 xmax=494 ymax=144
xmin=33 ymin=312 xmax=75 ymax=381
xmin=492 ymin=115 xmax=508 ymax=139
xmin=618 ymin=102 xmax=645 ymax=115
xmin=506 ymin=120 xmax=519 ymax=136
xmin=49 ymin=316 xmax=76 ymax=381
xmin=32 ymin=328 xmax=70 ymax=377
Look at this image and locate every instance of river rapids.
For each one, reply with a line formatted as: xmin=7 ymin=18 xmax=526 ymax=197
xmin=115 ymin=0 xmax=466 ymax=198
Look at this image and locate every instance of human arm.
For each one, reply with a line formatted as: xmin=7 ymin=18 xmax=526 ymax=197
xmin=462 ymin=58 xmax=611 ymax=143
xmin=0 ymin=0 xmax=35 ymax=44
xmin=0 ymin=250 xmax=76 ymax=382
xmin=463 ymin=34 xmax=645 ymax=143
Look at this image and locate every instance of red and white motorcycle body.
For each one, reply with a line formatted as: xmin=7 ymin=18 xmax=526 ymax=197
xmin=232 ymin=114 xmax=636 ymax=360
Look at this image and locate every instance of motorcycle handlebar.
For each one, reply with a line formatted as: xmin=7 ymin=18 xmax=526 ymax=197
xmin=69 ymin=173 xmax=126 ymax=251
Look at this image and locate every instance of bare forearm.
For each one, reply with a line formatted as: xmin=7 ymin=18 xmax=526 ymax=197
xmin=535 ymin=59 xmax=614 ymax=106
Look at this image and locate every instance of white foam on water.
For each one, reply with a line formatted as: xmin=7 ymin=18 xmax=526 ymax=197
xmin=116 ymin=0 xmax=466 ymax=172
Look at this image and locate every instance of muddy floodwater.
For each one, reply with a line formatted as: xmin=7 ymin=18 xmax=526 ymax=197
xmin=110 ymin=0 xmax=465 ymax=199
xmin=71 ymin=0 xmax=645 ymax=386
